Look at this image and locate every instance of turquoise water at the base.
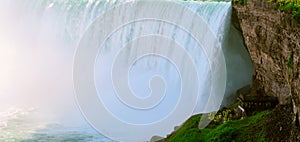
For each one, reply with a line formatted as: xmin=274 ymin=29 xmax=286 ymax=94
xmin=0 ymin=107 xmax=113 ymax=142
xmin=1 ymin=126 xmax=112 ymax=142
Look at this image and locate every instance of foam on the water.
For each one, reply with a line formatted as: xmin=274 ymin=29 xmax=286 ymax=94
xmin=0 ymin=107 xmax=113 ymax=141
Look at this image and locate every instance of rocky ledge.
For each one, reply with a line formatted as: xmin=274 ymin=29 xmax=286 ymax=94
xmin=232 ymin=0 xmax=300 ymax=140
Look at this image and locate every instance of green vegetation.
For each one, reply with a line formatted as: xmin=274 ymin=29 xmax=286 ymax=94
xmin=269 ymin=0 xmax=300 ymax=21
xmin=287 ymin=51 xmax=294 ymax=68
xmin=166 ymin=110 xmax=271 ymax=142
xmin=165 ymin=114 xmax=203 ymax=142
xmin=233 ymin=0 xmax=300 ymax=21
xmin=233 ymin=0 xmax=248 ymax=5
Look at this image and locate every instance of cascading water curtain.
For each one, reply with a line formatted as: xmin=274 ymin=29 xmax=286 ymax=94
xmin=0 ymin=0 xmax=252 ymax=142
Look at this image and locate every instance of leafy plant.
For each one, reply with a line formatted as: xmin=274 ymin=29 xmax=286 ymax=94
xmin=274 ymin=0 xmax=300 ymax=22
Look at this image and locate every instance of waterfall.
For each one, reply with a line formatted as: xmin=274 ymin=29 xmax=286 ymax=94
xmin=0 ymin=0 xmax=253 ymax=142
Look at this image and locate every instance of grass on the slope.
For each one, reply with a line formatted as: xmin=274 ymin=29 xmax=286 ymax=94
xmin=165 ymin=111 xmax=271 ymax=142
xmin=165 ymin=114 xmax=204 ymax=142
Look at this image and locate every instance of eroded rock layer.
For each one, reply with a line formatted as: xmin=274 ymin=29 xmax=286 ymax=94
xmin=232 ymin=0 xmax=300 ymax=140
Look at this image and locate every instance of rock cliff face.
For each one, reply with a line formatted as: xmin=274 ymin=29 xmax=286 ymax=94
xmin=232 ymin=0 xmax=300 ymax=139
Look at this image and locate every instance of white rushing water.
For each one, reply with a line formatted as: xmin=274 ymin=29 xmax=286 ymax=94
xmin=0 ymin=0 xmax=252 ymax=141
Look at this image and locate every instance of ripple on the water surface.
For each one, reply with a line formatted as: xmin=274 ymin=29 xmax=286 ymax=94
xmin=1 ymin=123 xmax=113 ymax=142
xmin=20 ymin=131 xmax=111 ymax=142
xmin=0 ymin=107 xmax=114 ymax=142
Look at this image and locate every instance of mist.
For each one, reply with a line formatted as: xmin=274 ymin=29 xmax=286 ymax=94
xmin=0 ymin=0 xmax=84 ymax=125
xmin=0 ymin=0 xmax=253 ymax=141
